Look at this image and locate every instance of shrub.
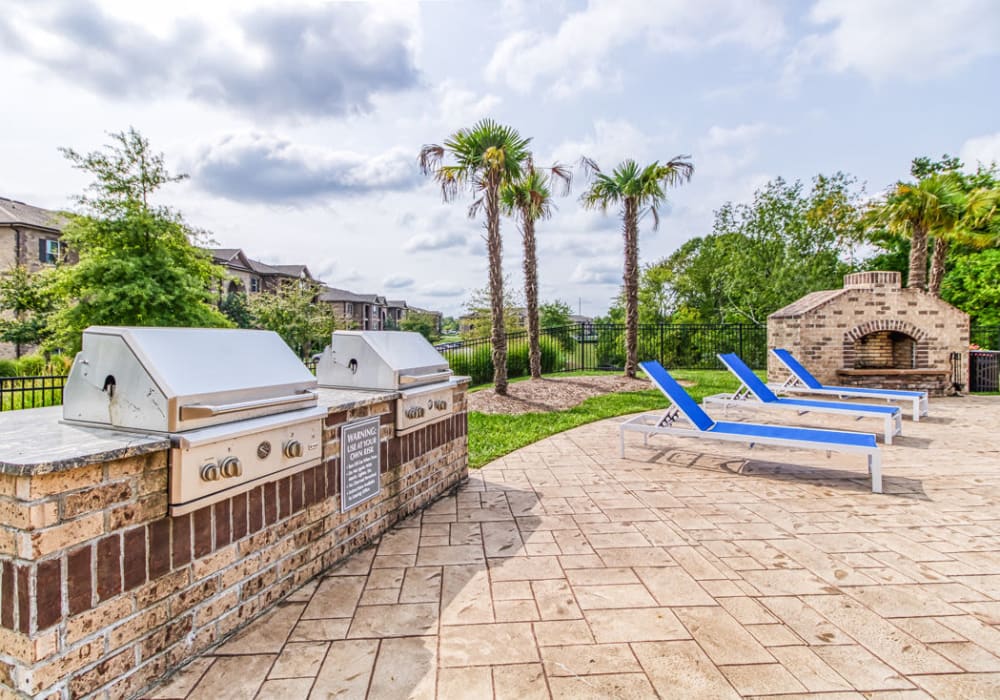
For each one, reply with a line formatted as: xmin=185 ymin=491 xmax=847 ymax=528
xmin=442 ymin=338 xmax=564 ymax=385
xmin=46 ymin=355 xmax=74 ymax=375
xmin=16 ymin=354 xmax=47 ymax=376
xmin=0 ymin=360 xmax=17 ymax=377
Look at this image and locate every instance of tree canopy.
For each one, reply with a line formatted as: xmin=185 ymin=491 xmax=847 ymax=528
xmin=49 ymin=128 xmax=229 ymax=352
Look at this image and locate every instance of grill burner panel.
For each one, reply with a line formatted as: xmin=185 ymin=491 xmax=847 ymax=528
xmin=169 ymin=407 xmax=324 ymax=515
xmin=317 ymin=331 xmax=459 ymax=436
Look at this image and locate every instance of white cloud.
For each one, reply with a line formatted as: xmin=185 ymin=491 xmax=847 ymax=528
xmin=189 ymin=133 xmax=419 ymax=203
xmin=789 ymin=0 xmax=1000 ymax=83
xmin=0 ymin=1 xmax=421 ymax=118
xmin=486 ymin=0 xmax=784 ymax=97
xmin=548 ymin=119 xmax=659 ymax=170
xmin=403 ymin=231 xmax=467 ymax=252
xmin=383 ymin=275 xmax=415 ymax=289
xmin=570 ymin=259 xmax=621 ymax=285
xmin=697 ymin=122 xmax=781 ymax=178
xmin=961 ymin=132 xmax=1000 ymax=168
xmin=420 ymin=282 xmax=465 ymax=297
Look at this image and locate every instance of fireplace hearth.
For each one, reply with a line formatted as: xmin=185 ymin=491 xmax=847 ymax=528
xmin=767 ymin=271 xmax=970 ymax=396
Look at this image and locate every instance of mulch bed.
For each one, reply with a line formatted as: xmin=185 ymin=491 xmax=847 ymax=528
xmin=467 ymin=375 xmax=655 ymax=415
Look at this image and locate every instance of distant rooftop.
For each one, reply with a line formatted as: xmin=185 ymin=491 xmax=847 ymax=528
xmin=0 ymin=197 xmax=66 ymax=232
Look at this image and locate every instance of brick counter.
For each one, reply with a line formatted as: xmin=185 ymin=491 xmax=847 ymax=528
xmin=0 ymin=383 xmax=468 ymax=699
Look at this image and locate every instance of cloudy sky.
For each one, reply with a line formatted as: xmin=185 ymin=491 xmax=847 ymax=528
xmin=2 ymin=0 xmax=999 ymax=317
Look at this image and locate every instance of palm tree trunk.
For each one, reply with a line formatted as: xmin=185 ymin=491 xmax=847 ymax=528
xmin=908 ymin=223 xmax=929 ymax=291
xmin=522 ymin=212 xmax=541 ymax=380
xmin=928 ymin=236 xmax=949 ymax=297
xmin=623 ymin=198 xmax=639 ymax=379
xmin=485 ymin=173 xmax=508 ymax=395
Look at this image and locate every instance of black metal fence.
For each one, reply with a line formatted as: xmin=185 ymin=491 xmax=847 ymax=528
xmin=437 ymin=323 xmax=768 ymax=385
xmin=0 ymin=375 xmax=66 ymax=411
xmin=970 ymin=351 xmax=1000 ymax=392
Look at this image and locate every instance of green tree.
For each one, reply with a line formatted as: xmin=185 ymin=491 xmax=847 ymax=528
xmin=419 ymin=119 xmax=531 ymax=395
xmin=870 ymin=174 xmax=965 ymax=293
xmin=50 ymin=128 xmax=230 ymax=351
xmin=462 ymin=283 xmax=525 ymax=339
xmin=539 ymin=300 xmax=573 ymax=328
xmin=248 ymin=280 xmax=336 ymax=358
xmin=0 ymin=266 xmax=56 ymax=357
xmin=399 ymin=311 xmax=439 ymax=342
xmin=628 ymin=174 xmax=860 ymax=326
xmin=580 ymin=157 xmax=694 ymax=377
xmin=941 ymin=249 xmax=1000 ymax=326
xmin=219 ymin=290 xmax=254 ymax=328
xmin=501 ymin=161 xmax=571 ymax=379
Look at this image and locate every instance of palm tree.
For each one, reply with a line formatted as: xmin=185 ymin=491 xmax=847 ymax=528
xmin=580 ymin=157 xmax=694 ymax=378
xmin=419 ymin=120 xmax=531 ymax=395
xmin=500 ymin=159 xmax=571 ymax=379
xmin=876 ymin=175 xmax=964 ymax=293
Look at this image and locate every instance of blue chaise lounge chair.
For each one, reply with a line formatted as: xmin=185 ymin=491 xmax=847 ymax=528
xmin=620 ymin=360 xmax=884 ymax=493
xmin=770 ymin=348 xmax=929 ymax=421
xmin=704 ymin=353 xmax=902 ymax=444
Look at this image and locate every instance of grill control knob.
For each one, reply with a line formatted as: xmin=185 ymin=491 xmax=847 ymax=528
xmin=200 ymin=462 xmax=220 ymax=481
xmin=434 ymin=400 xmax=447 ymax=410
xmin=283 ymin=440 xmax=303 ymax=458
xmin=220 ymin=456 xmax=242 ymax=478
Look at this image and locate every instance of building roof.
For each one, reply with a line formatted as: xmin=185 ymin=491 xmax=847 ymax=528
xmin=0 ymin=197 xmax=66 ymax=232
xmin=207 ymin=248 xmax=315 ymax=281
xmin=318 ymin=286 xmax=385 ymax=304
xmin=768 ymin=289 xmax=846 ymax=319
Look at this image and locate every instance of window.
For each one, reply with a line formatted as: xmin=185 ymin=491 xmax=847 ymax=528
xmin=250 ymin=277 xmax=260 ymax=293
xmin=39 ymin=238 xmax=63 ymax=264
xmin=346 ymin=302 xmax=354 ymax=315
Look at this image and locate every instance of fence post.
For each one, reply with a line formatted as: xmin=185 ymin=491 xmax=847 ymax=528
xmin=738 ymin=324 xmax=744 ymax=360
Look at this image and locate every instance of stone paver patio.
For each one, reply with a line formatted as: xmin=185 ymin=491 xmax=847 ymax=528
xmin=149 ymin=396 xmax=1000 ymax=699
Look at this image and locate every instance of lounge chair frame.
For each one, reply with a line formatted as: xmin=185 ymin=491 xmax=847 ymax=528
xmin=769 ymin=349 xmax=929 ymax=421
xmin=620 ymin=361 xmax=884 ymax=493
xmin=704 ymin=353 xmax=902 ymax=444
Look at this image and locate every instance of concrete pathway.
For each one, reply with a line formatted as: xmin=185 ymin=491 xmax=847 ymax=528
xmin=149 ymin=396 xmax=1000 ymax=699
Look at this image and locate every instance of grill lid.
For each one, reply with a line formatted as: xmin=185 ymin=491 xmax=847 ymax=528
xmin=63 ymin=326 xmax=318 ymax=433
xmin=316 ymin=331 xmax=452 ymax=391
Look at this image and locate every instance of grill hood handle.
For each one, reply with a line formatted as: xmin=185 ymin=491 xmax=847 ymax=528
xmin=180 ymin=390 xmax=317 ymax=420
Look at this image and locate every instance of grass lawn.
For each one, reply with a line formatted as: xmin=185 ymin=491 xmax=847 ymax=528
xmin=467 ymin=369 xmax=743 ymax=469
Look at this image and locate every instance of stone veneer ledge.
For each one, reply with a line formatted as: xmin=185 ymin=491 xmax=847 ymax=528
xmin=0 ymin=381 xmax=469 ymax=699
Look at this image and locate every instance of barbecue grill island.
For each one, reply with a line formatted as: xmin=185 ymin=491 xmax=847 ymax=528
xmin=0 ymin=327 xmax=469 ymax=699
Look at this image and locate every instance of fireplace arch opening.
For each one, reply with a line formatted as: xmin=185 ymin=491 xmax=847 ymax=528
xmin=853 ymin=330 xmax=916 ymax=369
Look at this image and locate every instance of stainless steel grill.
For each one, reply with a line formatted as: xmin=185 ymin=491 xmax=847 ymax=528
xmin=63 ymin=327 xmax=324 ymax=515
xmin=316 ymin=331 xmax=457 ymax=435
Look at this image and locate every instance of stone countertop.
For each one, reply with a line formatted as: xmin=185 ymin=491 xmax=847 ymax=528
xmin=0 ymin=406 xmax=170 ymax=477
xmin=0 ymin=386 xmax=466 ymax=477
xmin=314 ymin=387 xmax=399 ymax=411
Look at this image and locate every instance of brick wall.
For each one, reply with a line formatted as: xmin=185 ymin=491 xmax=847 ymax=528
xmin=0 ymin=388 xmax=468 ymax=699
xmin=768 ymin=276 xmax=969 ymax=395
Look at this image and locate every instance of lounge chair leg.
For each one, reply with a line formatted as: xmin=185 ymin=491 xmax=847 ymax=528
xmin=869 ymin=454 xmax=883 ymax=494
xmin=619 ymin=429 xmax=625 ymax=458
xmin=884 ymin=417 xmax=892 ymax=445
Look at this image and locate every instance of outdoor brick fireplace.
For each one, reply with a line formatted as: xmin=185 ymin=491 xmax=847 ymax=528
xmin=767 ymin=271 xmax=970 ymax=396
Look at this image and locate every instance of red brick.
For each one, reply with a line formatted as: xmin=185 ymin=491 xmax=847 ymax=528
xmin=231 ymin=492 xmax=248 ymax=541
xmin=1 ymin=561 xmax=13 ymax=629
xmin=123 ymin=527 xmax=147 ymax=592
xmin=326 ymin=410 xmax=347 ymax=427
xmin=16 ymin=565 xmax=29 ymax=633
xmin=148 ymin=519 xmax=171 ymax=579
xmin=96 ymin=535 xmax=122 ymax=602
xmin=67 ymin=545 xmax=93 ymax=616
xmin=171 ymin=514 xmax=191 ymax=569
xmin=278 ymin=477 xmax=291 ymax=519
xmin=248 ymin=487 xmax=263 ymax=533
xmin=214 ymin=500 xmax=231 ymax=549
xmin=192 ymin=506 xmax=213 ymax=559
xmin=263 ymin=482 xmax=277 ymax=525
xmin=36 ymin=558 xmax=63 ymax=631
xmin=303 ymin=468 xmax=316 ymax=506
xmin=292 ymin=472 xmax=304 ymax=513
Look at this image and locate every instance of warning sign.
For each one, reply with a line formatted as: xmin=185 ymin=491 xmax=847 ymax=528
xmin=341 ymin=417 xmax=381 ymax=511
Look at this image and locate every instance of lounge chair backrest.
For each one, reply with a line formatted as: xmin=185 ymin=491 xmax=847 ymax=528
xmin=718 ymin=353 xmax=779 ymax=402
xmin=771 ymin=349 xmax=823 ymax=389
xmin=639 ymin=361 xmax=715 ymax=431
